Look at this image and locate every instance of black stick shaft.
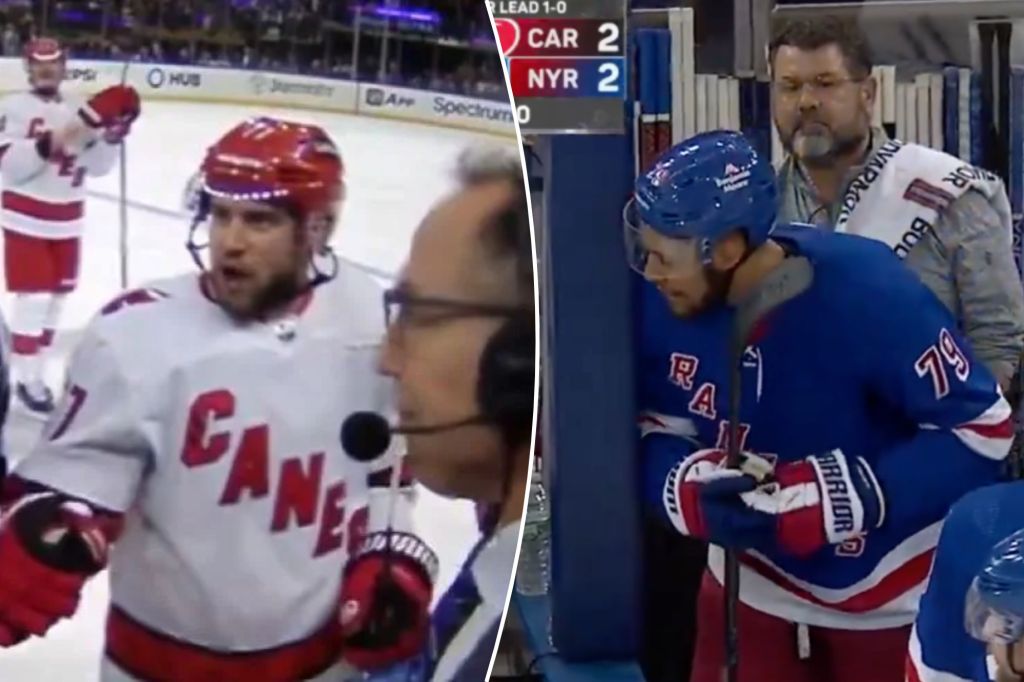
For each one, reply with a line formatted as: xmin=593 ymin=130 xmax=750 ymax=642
xmin=118 ymin=60 xmax=129 ymax=289
xmin=720 ymin=255 xmax=813 ymax=682
xmin=724 ymin=338 xmax=743 ymax=682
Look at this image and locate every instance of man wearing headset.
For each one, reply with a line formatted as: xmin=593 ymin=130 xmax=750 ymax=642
xmin=371 ymin=145 xmax=536 ymax=681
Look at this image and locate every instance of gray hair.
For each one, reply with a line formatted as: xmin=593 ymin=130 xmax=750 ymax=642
xmin=456 ymin=144 xmax=525 ymax=188
xmin=455 ymin=144 xmax=534 ymax=310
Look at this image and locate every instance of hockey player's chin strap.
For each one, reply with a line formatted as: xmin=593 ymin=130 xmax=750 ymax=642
xmin=700 ymin=241 xmax=755 ymax=313
xmin=706 ymin=231 xmax=792 ymax=312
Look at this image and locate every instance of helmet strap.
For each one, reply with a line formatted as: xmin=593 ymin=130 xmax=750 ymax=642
xmin=699 ymin=237 xmax=713 ymax=266
xmin=699 ymin=230 xmax=757 ymax=311
xmin=309 ymin=247 xmax=339 ymax=286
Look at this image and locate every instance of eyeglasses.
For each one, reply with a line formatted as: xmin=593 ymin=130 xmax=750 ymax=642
xmin=772 ymin=76 xmax=865 ymax=99
xmin=383 ymin=287 xmax=523 ymax=335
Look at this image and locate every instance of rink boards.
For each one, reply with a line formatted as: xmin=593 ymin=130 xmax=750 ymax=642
xmin=0 ymin=58 xmax=517 ymax=138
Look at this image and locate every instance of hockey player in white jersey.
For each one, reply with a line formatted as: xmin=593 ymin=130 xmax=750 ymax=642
xmin=0 ymin=117 xmax=438 ymax=681
xmin=0 ymin=37 xmax=140 ymax=414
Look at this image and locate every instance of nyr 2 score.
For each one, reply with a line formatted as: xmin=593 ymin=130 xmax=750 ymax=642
xmin=493 ymin=16 xmax=625 ymax=125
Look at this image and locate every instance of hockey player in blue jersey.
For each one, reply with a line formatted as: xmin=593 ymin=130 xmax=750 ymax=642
xmin=629 ymin=130 xmax=1013 ymax=682
xmin=967 ymin=527 xmax=1024 ymax=681
xmin=907 ymin=482 xmax=1024 ymax=681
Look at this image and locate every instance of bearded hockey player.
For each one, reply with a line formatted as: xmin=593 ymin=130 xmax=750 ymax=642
xmin=0 ymin=37 xmax=140 ymax=414
xmin=0 ymin=117 xmax=437 ymax=681
xmin=629 ymin=130 xmax=1011 ymax=682
xmin=907 ymin=482 xmax=1024 ymax=681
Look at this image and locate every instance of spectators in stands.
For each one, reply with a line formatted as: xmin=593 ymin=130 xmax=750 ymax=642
xmin=0 ymin=0 xmax=507 ymax=99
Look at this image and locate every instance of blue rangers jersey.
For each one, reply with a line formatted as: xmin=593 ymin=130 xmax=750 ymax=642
xmin=906 ymin=482 xmax=1024 ymax=681
xmin=639 ymin=224 xmax=1013 ymax=630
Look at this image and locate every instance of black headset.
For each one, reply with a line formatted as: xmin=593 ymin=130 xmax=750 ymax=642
xmin=478 ymin=312 xmax=535 ymax=448
xmin=476 ymin=204 xmax=536 ymax=450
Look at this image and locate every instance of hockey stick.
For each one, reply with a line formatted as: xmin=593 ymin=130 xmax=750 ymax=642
xmin=723 ymin=255 xmax=813 ymax=682
xmin=118 ymin=59 xmax=130 ymax=289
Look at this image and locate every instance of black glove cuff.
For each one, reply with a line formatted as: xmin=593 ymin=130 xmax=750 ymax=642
xmin=9 ymin=494 xmax=104 ymax=575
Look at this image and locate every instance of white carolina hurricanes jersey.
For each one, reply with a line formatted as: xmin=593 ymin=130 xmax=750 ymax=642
xmin=15 ymin=262 xmax=407 ymax=680
xmin=0 ymin=90 xmax=119 ymax=239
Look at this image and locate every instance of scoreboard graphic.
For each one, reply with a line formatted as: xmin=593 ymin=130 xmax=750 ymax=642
xmin=489 ymin=0 xmax=627 ymax=134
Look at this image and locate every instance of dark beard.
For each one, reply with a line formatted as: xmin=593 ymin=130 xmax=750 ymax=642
xmin=685 ymin=263 xmax=736 ymax=317
xmin=250 ymin=270 xmax=307 ymax=319
xmin=220 ymin=268 xmax=308 ymax=322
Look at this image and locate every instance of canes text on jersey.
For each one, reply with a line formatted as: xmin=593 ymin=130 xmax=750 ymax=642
xmin=24 ymin=116 xmax=86 ymax=187
xmin=181 ymin=388 xmax=368 ymax=558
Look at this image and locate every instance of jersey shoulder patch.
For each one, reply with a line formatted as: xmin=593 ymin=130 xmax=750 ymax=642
xmin=98 ymin=286 xmax=172 ymax=317
xmin=87 ymin=275 xmax=197 ymax=347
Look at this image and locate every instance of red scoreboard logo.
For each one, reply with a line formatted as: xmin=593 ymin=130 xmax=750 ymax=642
xmin=496 ymin=18 xmax=619 ymax=57
xmin=494 ymin=18 xmax=521 ymax=56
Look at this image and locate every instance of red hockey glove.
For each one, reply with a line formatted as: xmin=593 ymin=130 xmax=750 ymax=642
xmin=78 ymin=85 xmax=141 ymax=141
xmin=339 ymin=531 xmax=438 ymax=671
xmin=665 ymin=447 xmax=776 ymax=549
xmin=766 ymin=450 xmax=886 ymax=556
xmin=0 ymin=493 xmax=109 ymax=646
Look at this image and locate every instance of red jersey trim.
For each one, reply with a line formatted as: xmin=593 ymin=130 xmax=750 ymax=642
xmin=2 ymin=191 xmax=83 ymax=222
xmin=105 ymin=604 xmax=344 ymax=682
xmin=740 ymin=548 xmax=935 ymax=614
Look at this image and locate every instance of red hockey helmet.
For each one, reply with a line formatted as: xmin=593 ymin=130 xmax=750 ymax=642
xmin=23 ymin=37 xmax=66 ymax=94
xmin=187 ymin=117 xmax=345 ymax=278
xmin=24 ymin=37 xmax=66 ymax=64
xmin=198 ymin=116 xmax=345 ymax=229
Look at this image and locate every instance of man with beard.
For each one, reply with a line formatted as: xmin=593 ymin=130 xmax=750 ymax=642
xmin=0 ymin=117 xmax=438 ymax=681
xmin=630 ymin=130 xmax=1011 ymax=681
xmin=772 ymin=17 xmax=1024 ymax=390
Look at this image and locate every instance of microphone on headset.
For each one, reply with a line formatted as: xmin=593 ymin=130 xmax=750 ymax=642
xmin=340 ymin=412 xmax=489 ymax=454
xmin=340 ymin=411 xmax=392 ymax=462
xmin=335 ymin=412 xmax=440 ymax=661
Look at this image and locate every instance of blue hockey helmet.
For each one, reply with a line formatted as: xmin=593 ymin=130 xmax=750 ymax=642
xmin=624 ymin=130 xmax=777 ymax=273
xmin=966 ymin=528 xmax=1024 ymax=644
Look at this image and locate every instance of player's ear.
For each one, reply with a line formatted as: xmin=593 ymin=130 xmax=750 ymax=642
xmin=861 ymin=72 xmax=877 ymax=112
xmin=710 ymin=228 xmax=748 ymax=272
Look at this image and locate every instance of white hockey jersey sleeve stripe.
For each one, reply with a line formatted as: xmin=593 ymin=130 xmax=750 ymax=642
xmin=949 ymin=398 xmax=1014 ymax=461
xmin=639 ymin=410 xmax=700 ymax=442
xmin=906 ymin=624 xmax=975 ymax=682
xmin=708 ymin=522 xmax=943 ymax=630
xmin=78 ymin=102 xmax=101 ymax=128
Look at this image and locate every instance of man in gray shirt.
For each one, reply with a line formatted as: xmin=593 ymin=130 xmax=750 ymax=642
xmin=772 ymin=16 xmax=1024 ymax=389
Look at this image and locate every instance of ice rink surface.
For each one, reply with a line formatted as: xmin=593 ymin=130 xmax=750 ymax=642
xmin=0 ymin=99 xmax=511 ymax=680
